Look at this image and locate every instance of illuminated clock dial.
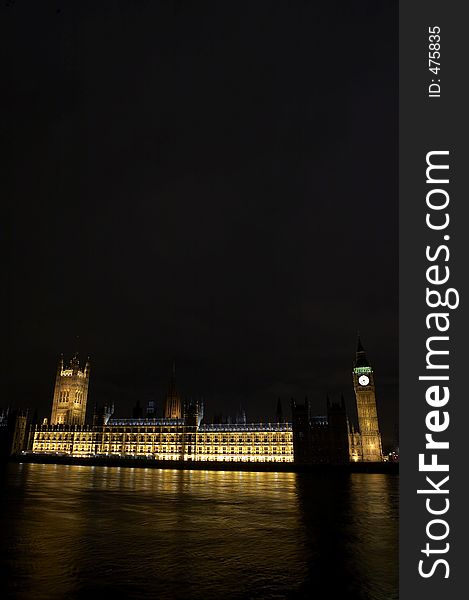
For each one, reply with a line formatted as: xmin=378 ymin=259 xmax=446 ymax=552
xmin=358 ymin=375 xmax=370 ymax=386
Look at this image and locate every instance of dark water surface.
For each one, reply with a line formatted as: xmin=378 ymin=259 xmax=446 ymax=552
xmin=1 ymin=463 xmax=398 ymax=600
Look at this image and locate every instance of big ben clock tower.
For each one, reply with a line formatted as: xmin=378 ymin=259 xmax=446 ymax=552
xmin=352 ymin=336 xmax=383 ymax=462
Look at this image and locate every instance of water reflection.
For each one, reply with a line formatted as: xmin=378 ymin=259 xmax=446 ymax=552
xmin=1 ymin=463 xmax=397 ymax=599
xmin=293 ymin=473 xmax=398 ymax=599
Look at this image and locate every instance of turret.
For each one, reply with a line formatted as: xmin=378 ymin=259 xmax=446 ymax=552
xmin=184 ymin=398 xmax=199 ymax=427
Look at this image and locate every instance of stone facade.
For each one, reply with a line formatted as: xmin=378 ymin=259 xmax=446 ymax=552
xmin=50 ymin=354 xmax=90 ymax=427
xmin=32 ymin=419 xmax=294 ymax=463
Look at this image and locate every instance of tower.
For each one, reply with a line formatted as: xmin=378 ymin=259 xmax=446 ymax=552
xmin=50 ymin=353 xmax=90 ymax=427
xmin=183 ymin=398 xmax=199 ymax=427
xmin=290 ymin=398 xmax=312 ymax=464
xmin=163 ymin=362 xmax=182 ymax=419
xmin=326 ymin=395 xmax=349 ymax=464
xmin=352 ymin=336 xmax=383 ymax=461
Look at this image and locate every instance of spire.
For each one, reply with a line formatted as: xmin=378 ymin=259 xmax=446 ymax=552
xmin=70 ymin=352 xmax=80 ymax=370
xmin=163 ymin=360 xmax=182 ymax=419
xmin=357 ymin=331 xmax=365 ymax=353
xmin=276 ymin=398 xmax=283 ymax=423
xmin=168 ymin=360 xmax=177 ymax=397
xmin=237 ymin=404 xmax=247 ymax=425
xmin=355 ymin=333 xmax=370 ymax=368
xmin=132 ymin=399 xmax=142 ymax=419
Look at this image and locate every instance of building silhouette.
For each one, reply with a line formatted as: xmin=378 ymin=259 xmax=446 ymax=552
xmin=0 ymin=408 xmax=28 ymax=456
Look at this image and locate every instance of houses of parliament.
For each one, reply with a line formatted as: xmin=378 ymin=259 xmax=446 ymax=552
xmin=20 ymin=338 xmax=384 ymax=464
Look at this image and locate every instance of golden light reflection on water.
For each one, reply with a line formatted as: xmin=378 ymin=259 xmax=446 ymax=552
xmin=2 ymin=464 xmax=397 ymax=600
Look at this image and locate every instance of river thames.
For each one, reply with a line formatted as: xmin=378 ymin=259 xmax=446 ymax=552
xmin=1 ymin=463 xmax=398 ymax=599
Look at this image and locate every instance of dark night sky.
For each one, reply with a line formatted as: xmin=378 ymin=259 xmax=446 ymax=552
xmin=4 ymin=1 xmax=398 ymax=447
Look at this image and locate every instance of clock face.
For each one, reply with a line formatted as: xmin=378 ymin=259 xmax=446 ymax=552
xmin=358 ymin=375 xmax=370 ymax=386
